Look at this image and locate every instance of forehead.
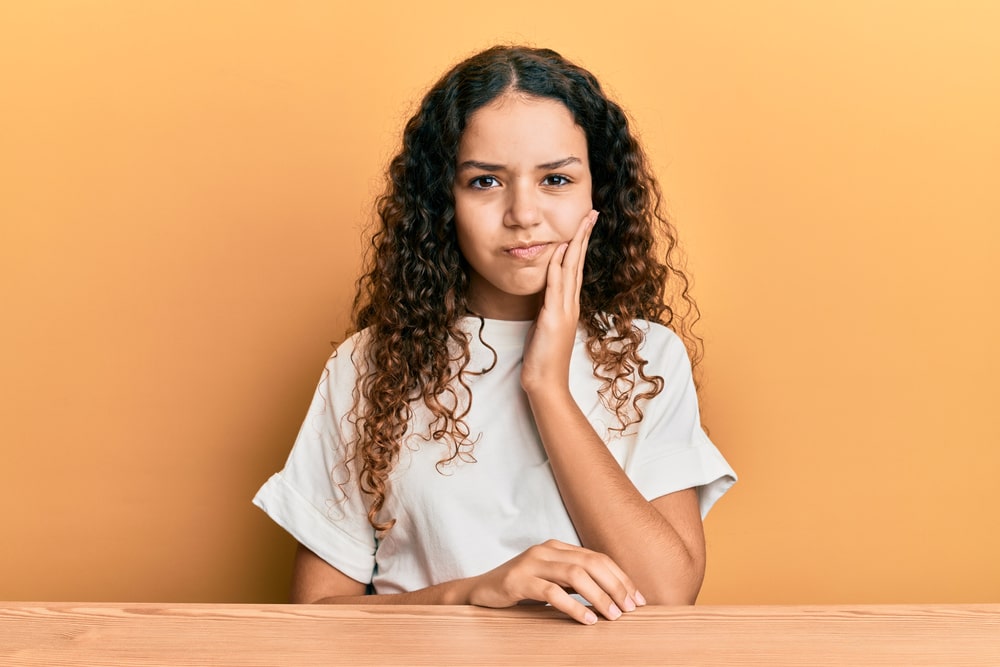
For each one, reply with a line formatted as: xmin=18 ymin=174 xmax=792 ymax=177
xmin=457 ymin=94 xmax=588 ymax=161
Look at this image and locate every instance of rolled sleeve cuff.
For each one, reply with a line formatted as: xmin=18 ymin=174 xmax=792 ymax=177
xmin=252 ymin=472 xmax=376 ymax=584
xmin=629 ymin=442 xmax=737 ymax=518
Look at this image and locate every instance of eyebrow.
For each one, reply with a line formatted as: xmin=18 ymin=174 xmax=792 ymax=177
xmin=456 ymin=156 xmax=583 ymax=172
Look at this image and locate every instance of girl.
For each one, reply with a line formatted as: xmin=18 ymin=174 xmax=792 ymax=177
xmin=254 ymin=45 xmax=736 ymax=626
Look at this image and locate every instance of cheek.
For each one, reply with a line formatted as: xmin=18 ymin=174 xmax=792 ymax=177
xmin=453 ymin=223 xmax=474 ymax=259
xmin=547 ymin=192 xmax=594 ymax=232
xmin=452 ymin=198 xmax=475 ymax=244
xmin=453 ymin=193 xmax=493 ymax=228
xmin=453 ymin=216 xmax=485 ymax=263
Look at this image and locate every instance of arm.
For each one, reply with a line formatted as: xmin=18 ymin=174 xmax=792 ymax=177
xmin=525 ymin=392 xmax=706 ymax=603
xmin=292 ymin=544 xmax=466 ymax=604
xmin=292 ymin=541 xmax=641 ymax=625
xmin=520 ymin=211 xmax=706 ymax=604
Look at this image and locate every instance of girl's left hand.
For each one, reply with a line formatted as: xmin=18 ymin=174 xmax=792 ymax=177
xmin=521 ymin=209 xmax=598 ymax=395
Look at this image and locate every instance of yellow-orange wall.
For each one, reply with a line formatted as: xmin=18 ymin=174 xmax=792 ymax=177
xmin=1 ymin=1 xmax=997 ymax=604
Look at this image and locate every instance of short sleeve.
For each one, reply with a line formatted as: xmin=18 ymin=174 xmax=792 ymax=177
xmin=252 ymin=338 xmax=377 ymax=584
xmin=625 ymin=324 xmax=737 ymax=517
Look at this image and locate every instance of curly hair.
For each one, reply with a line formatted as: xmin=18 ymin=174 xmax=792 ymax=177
xmin=348 ymin=45 xmax=701 ymax=532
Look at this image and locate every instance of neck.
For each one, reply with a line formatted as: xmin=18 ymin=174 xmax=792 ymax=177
xmin=466 ymin=292 xmax=542 ymax=321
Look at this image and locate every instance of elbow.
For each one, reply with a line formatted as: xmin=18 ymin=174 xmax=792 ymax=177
xmin=643 ymin=586 xmax=700 ymax=606
xmin=641 ymin=555 xmax=705 ymax=606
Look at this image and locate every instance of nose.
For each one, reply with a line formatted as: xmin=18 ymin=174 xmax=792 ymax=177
xmin=503 ymin=180 xmax=541 ymax=228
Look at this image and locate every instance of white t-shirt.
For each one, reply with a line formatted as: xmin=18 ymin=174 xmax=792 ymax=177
xmin=253 ymin=317 xmax=736 ymax=593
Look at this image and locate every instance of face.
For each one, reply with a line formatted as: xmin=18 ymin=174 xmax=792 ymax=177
xmin=453 ymin=94 xmax=593 ymax=320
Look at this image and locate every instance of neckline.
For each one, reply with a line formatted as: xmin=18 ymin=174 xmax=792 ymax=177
xmin=459 ymin=316 xmax=533 ymax=348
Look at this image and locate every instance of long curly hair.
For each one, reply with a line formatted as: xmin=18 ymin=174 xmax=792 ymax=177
xmin=348 ymin=45 xmax=701 ymax=532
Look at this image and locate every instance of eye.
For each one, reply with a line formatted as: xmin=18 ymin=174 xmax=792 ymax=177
xmin=543 ymin=174 xmax=571 ymax=187
xmin=469 ymin=175 xmax=500 ymax=189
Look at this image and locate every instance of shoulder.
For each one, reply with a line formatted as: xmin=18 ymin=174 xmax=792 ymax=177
xmin=631 ymin=319 xmax=682 ymax=346
xmin=333 ymin=328 xmax=372 ymax=356
xmin=626 ymin=319 xmax=695 ymax=382
xmin=617 ymin=318 xmax=688 ymax=359
xmin=580 ymin=316 xmax=689 ymax=364
xmin=320 ymin=329 xmax=373 ymax=387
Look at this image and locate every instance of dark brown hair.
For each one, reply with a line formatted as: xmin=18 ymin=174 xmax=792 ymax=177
xmin=349 ymin=45 xmax=701 ymax=531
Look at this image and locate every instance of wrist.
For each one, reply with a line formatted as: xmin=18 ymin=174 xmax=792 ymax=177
xmin=523 ymin=383 xmax=574 ymax=409
xmin=440 ymin=575 xmax=476 ymax=605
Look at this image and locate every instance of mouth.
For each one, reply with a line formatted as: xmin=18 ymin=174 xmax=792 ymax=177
xmin=503 ymin=243 xmax=551 ymax=260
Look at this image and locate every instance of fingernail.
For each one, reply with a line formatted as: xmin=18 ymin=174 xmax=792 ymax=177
xmin=622 ymin=596 xmax=637 ymax=612
xmin=634 ymin=591 xmax=647 ymax=606
xmin=608 ymin=603 xmax=622 ymax=620
xmin=584 ymin=610 xmax=598 ymax=625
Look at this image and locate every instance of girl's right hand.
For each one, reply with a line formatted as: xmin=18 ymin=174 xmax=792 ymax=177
xmin=464 ymin=539 xmax=645 ymax=625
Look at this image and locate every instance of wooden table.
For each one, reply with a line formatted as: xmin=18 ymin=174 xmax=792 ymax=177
xmin=2 ymin=602 xmax=998 ymax=666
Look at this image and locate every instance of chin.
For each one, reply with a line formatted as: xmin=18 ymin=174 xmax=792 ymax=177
xmin=505 ymin=282 xmax=547 ymax=297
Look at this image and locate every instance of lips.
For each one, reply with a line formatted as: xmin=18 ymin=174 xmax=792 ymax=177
xmin=504 ymin=243 xmax=550 ymax=260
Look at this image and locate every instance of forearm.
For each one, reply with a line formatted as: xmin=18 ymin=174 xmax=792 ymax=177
xmin=293 ymin=544 xmax=477 ymax=605
xmin=294 ymin=539 xmax=641 ymax=625
xmin=308 ymin=578 xmax=475 ymax=605
xmin=307 ymin=549 xmax=636 ymax=626
xmin=526 ymin=388 xmax=704 ymax=604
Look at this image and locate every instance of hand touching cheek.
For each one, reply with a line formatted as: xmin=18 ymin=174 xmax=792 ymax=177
xmin=520 ymin=209 xmax=598 ymax=395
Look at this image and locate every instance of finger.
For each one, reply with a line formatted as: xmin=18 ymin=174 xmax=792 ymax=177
xmin=543 ymin=542 xmax=639 ymax=613
xmin=563 ymin=211 xmax=597 ymax=309
xmin=530 ymin=580 xmax=599 ymax=626
xmin=561 ymin=212 xmax=592 ymax=272
xmin=575 ymin=212 xmax=597 ymax=304
xmin=542 ymin=562 xmax=626 ymax=621
xmin=560 ymin=212 xmax=595 ymax=310
xmin=543 ymin=242 xmax=569 ymax=308
xmin=580 ymin=558 xmax=637 ymax=614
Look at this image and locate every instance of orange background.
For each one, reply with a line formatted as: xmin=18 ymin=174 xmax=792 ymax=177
xmin=1 ymin=1 xmax=997 ymax=604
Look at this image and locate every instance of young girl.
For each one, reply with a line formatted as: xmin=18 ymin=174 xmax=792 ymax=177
xmin=254 ymin=45 xmax=736 ymax=626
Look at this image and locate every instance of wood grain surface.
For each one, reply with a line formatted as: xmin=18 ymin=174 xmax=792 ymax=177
xmin=2 ymin=603 xmax=998 ymax=666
